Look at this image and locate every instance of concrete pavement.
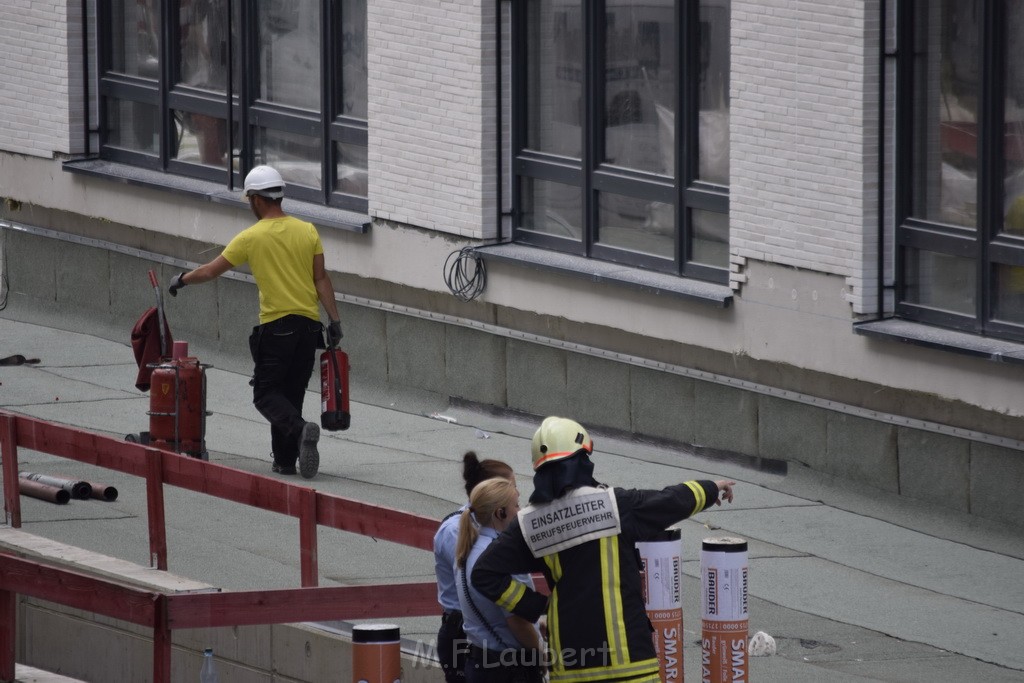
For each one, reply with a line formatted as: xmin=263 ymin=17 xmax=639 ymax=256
xmin=1 ymin=315 xmax=1023 ymax=682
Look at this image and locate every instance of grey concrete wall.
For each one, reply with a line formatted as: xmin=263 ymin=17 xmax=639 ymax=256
xmin=3 ymin=521 xmax=442 ymax=683
xmin=20 ymin=597 xmax=443 ymax=683
xmin=2 ymin=225 xmax=1022 ymax=529
xmin=629 ymin=367 xmax=695 ymax=445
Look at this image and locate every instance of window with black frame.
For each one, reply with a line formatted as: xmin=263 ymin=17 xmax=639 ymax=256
xmin=97 ymin=0 xmax=367 ymax=213
xmin=895 ymin=0 xmax=1024 ymax=340
xmin=511 ymin=0 xmax=730 ymax=282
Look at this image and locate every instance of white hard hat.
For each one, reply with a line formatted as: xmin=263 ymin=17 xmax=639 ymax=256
xmin=243 ymin=165 xmax=285 ymax=199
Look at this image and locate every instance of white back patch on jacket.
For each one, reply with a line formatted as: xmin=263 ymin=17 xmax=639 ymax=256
xmin=518 ymin=486 xmax=621 ymax=558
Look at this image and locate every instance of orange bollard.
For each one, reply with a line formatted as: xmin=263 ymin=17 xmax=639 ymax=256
xmin=700 ymin=537 xmax=748 ymax=683
xmin=637 ymin=529 xmax=684 ymax=682
xmin=352 ymin=624 xmax=401 ymax=683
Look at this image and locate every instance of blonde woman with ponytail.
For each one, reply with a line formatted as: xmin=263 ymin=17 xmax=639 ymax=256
xmin=433 ymin=452 xmax=515 ymax=682
xmin=455 ymin=478 xmax=543 ymax=682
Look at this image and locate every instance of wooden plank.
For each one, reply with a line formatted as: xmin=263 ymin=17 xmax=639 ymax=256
xmin=166 ymin=581 xmax=441 ymax=629
xmin=1 ymin=415 xmax=21 ymax=529
xmin=0 ymin=528 xmax=213 ymax=594
xmin=12 ymin=418 xmax=147 ymax=477
xmin=159 ymin=454 xmax=302 ymax=516
xmin=145 ymin=448 xmax=168 ymax=571
xmin=0 ymin=554 xmax=157 ymax=626
xmin=316 ymin=495 xmax=437 ymax=551
xmin=3 ymin=412 xmax=441 ymax=551
xmin=14 ymin=664 xmax=88 ymax=682
xmin=299 ymin=488 xmax=318 ymax=588
xmin=152 ymin=596 xmax=171 ymax=683
xmin=0 ymin=591 xmax=14 ymax=683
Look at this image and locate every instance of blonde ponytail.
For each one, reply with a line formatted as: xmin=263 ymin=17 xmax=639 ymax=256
xmin=454 ymin=478 xmax=517 ymax=567
xmin=455 ymin=507 xmax=478 ymax=568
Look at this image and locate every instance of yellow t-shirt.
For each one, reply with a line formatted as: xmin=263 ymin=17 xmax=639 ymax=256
xmin=222 ymin=216 xmax=324 ymax=324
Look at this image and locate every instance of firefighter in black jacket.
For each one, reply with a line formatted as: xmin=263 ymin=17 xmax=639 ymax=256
xmin=472 ymin=416 xmax=736 ymax=683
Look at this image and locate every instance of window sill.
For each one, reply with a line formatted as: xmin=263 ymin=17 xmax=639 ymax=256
xmin=474 ymin=243 xmax=733 ymax=307
xmin=854 ymin=318 xmax=1024 ymax=365
xmin=62 ymin=158 xmax=370 ymax=234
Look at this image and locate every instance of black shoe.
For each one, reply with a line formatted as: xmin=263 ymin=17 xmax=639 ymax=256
xmin=272 ymin=463 xmax=297 ymax=475
xmin=299 ymin=422 xmax=320 ymax=479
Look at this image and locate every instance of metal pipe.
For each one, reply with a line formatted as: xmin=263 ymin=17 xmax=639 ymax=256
xmin=84 ymin=480 xmax=119 ymax=502
xmin=18 ymin=479 xmax=70 ymax=505
xmin=18 ymin=472 xmax=92 ymax=499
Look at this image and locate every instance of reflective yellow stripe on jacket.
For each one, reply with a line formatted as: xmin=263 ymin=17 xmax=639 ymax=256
xmin=548 ymin=536 xmax=662 ymax=683
xmin=684 ymin=480 xmax=707 ymax=513
xmin=550 ymin=659 xmax=661 ymax=682
xmin=543 ymin=553 xmax=563 ymax=669
xmin=599 ymin=536 xmax=628 ymax=667
xmin=495 ymin=578 xmax=526 ymax=612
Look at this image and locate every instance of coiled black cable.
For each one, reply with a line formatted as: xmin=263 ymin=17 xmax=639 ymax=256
xmin=444 ymin=247 xmax=487 ymax=302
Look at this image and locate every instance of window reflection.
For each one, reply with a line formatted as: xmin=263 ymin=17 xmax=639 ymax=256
xmin=178 ymin=0 xmax=238 ymax=93
xmin=111 ymin=0 xmax=160 ymax=78
xmin=338 ymin=0 xmax=368 ymax=120
xmin=690 ymin=208 xmax=728 ymax=268
xmin=603 ymin=0 xmax=675 ymax=176
xmin=256 ymin=127 xmax=322 ymax=189
xmin=521 ymin=177 xmax=583 ymax=239
xmin=903 ymin=248 xmax=975 ymax=315
xmin=172 ymin=111 xmax=231 ymax=168
xmin=993 ymin=264 xmax=1024 ymax=324
xmin=106 ymin=99 xmax=160 ymax=154
xmin=598 ymin=192 xmax=674 ymax=259
xmin=257 ymin=1 xmax=321 ymax=111
xmin=911 ymin=0 xmax=980 ymax=228
xmin=517 ymin=0 xmax=729 ymax=278
xmin=525 ymin=0 xmax=583 ymax=158
xmin=101 ymin=0 xmax=367 ymax=209
xmin=698 ymin=1 xmax=730 ymax=184
xmin=1002 ymin=2 xmax=1024 ymax=236
xmin=335 ymin=140 xmax=367 ymax=196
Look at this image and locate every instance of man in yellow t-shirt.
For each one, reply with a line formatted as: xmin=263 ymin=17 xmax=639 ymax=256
xmin=167 ymin=165 xmax=342 ymax=478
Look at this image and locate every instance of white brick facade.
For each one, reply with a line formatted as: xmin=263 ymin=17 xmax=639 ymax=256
xmin=367 ymin=0 xmax=498 ymax=239
xmin=0 ymin=1 xmax=75 ymax=158
xmin=730 ymin=0 xmax=881 ymax=313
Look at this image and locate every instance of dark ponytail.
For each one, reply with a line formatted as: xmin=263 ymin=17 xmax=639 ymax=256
xmin=462 ymin=451 xmax=514 ymax=498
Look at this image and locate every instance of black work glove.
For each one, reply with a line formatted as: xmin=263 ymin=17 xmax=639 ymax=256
xmin=168 ymin=272 xmax=188 ymax=297
xmin=327 ymin=320 xmax=343 ymax=348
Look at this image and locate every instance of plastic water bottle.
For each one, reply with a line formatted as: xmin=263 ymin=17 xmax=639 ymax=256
xmin=200 ymin=648 xmax=220 ymax=683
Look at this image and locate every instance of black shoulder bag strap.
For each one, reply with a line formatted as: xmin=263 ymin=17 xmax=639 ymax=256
xmin=460 ymin=563 xmax=513 ymax=651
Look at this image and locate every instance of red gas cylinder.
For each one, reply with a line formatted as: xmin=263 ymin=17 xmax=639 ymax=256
xmin=148 ymin=355 xmax=208 ymax=458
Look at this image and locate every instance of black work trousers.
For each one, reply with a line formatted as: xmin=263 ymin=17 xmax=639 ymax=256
xmin=437 ymin=611 xmax=467 ymax=682
xmin=465 ymin=646 xmax=544 ymax=683
xmin=249 ymin=314 xmax=321 ymax=468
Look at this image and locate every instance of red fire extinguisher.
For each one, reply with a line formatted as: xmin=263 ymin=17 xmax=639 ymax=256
xmin=321 ymin=347 xmax=350 ymax=431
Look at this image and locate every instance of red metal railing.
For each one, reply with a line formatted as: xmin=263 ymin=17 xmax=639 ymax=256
xmin=0 ymin=410 xmax=443 ymax=682
xmin=0 ymin=553 xmax=440 ymax=682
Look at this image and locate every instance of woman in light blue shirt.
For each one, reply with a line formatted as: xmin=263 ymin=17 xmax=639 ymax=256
xmin=433 ymin=452 xmax=515 ymax=682
xmin=455 ymin=478 xmax=543 ymax=683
